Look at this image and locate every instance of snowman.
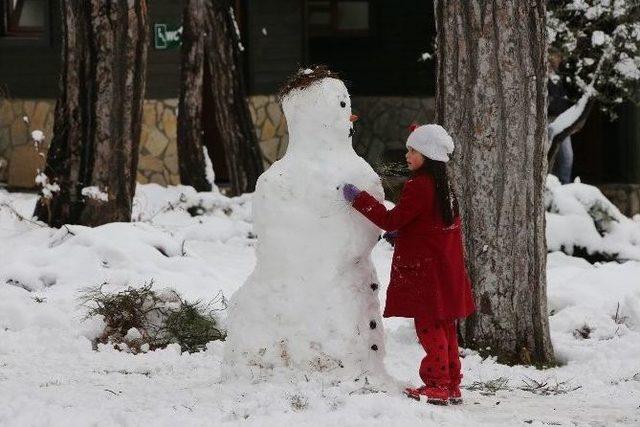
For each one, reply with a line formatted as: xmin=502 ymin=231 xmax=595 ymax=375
xmin=223 ymin=67 xmax=389 ymax=384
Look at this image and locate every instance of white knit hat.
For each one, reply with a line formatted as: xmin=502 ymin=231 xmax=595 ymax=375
xmin=406 ymin=124 xmax=455 ymax=162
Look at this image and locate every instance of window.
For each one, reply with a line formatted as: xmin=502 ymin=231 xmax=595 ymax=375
xmin=308 ymin=0 xmax=371 ymax=37
xmin=1 ymin=0 xmax=47 ymax=38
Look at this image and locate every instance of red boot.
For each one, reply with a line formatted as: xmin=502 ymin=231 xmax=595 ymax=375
xmin=403 ymin=386 xmax=422 ymax=401
xmin=404 ymin=385 xmax=449 ymax=405
xmin=449 ymin=374 xmax=463 ymax=405
xmin=448 ymin=384 xmax=463 ymax=405
xmin=422 ymin=385 xmax=449 ymax=405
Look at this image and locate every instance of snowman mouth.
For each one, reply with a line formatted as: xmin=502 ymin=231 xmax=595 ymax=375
xmin=348 ymin=127 xmax=355 ymax=138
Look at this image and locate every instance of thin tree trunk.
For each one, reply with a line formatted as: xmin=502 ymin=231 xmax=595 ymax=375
xmin=177 ymin=0 xmax=263 ymax=195
xmin=177 ymin=0 xmax=211 ymax=192
xmin=203 ymin=0 xmax=263 ymax=195
xmin=34 ymin=0 xmax=148 ymax=227
xmin=435 ymin=0 xmax=554 ymax=365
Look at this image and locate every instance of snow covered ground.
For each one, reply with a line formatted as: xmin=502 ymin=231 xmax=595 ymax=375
xmin=1 ymin=184 xmax=639 ymax=426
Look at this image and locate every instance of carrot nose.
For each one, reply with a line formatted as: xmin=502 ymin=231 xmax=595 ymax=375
xmin=350 ymin=114 xmax=359 ymax=122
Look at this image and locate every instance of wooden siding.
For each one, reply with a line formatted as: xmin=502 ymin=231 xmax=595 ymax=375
xmin=0 ymin=0 xmax=61 ymax=98
xmin=307 ymin=0 xmax=436 ymax=96
xmin=0 ymin=0 xmax=184 ymax=99
xmin=245 ymin=0 xmax=305 ymax=94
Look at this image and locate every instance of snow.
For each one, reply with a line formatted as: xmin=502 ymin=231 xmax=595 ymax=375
xmin=229 ymin=7 xmax=244 ymax=52
xmin=548 ymin=93 xmax=591 ymax=140
xmin=31 ymin=130 xmax=45 ymax=143
xmin=201 ymin=146 xmax=218 ymax=191
xmin=545 ymin=175 xmax=640 ymax=261
xmin=0 ymin=180 xmax=639 ymax=425
xmin=34 ymin=172 xmax=60 ymax=199
xmin=614 ymin=54 xmax=640 ymax=79
xmin=592 ymin=30 xmax=607 ymax=46
xmin=223 ymin=76 xmax=388 ymax=384
xmin=81 ymin=186 xmax=109 ymax=202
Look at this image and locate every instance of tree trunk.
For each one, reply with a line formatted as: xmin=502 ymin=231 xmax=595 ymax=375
xmin=177 ymin=0 xmax=211 ymax=192
xmin=435 ymin=1 xmax=554 ymax=365
xmin=177 ymin=0 xmax=263 ymax=195
xmin=34 ymin=0 xmax=148 ymax=227
xmin=204 ymin=0 xmax=263 ymax=195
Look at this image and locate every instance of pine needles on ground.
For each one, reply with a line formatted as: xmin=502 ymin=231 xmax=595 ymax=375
xmin=80 ymin=282 xmax=225 ymax=354
xmin=164 ymin=300 xmax=226 ymax=353
xmin=464 ymin=377 xmax=511 ymax=396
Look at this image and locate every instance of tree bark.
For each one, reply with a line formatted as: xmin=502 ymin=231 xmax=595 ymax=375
xmin=435 ymin=1 xmax=554 ymax=365
xmin=34 ymin=0 xmax=148 ymax=227
xmin=177 ymin=0 xmax=263 ymax=195
xmin=205 ymin=0 xmax=263 ymax=195
xmin=177 ymin=0 xmax=211 ymax=192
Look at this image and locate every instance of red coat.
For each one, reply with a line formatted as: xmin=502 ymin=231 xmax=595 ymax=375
xmin=353 ymin=172 xmax=475 ymax=321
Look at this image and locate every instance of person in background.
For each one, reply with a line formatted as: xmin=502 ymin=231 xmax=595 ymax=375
xmin=548 ymin=47 xmax=574 ymax=184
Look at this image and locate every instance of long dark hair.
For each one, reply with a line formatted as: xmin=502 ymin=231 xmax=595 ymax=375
xmin=419 ymin=158 xmax=459 ymax=226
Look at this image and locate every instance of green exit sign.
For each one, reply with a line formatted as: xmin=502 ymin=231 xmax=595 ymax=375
xmin=154 ymin=24 xmax=182 ymax=50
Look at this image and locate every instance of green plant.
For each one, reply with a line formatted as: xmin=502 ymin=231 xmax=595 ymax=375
xmin=164 ymin=300 xmax=226 ymax=353
xmin=80 ymin=282 xmax=225 ymax=354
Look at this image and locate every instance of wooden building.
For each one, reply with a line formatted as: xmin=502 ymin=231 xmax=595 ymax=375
xmin=1 ymin=0 xmax=639 ymax=213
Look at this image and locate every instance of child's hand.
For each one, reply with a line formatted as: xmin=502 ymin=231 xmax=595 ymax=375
xmin=342 ymin=183 xmax=361 ymax=202
xmin=382 ymin=231 xmax=399 ymax=246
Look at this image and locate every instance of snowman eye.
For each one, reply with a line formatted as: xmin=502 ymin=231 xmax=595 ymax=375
xmin=340 ymin=101 xmax=346 ymax=108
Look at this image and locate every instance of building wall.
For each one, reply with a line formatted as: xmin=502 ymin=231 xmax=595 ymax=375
xmin=245 ymin=0 xmax=305 ymax=94
xmin=0 ymin=0 xmax=185 ymax=100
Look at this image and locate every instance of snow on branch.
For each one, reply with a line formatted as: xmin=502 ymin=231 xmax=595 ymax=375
xmin=549 ymin=92 xmax=592 ymax=140
xmin=81 ymin=186 xmax=109 ymax=203
xmin=548 ymin=0 xmax=640 ymax=116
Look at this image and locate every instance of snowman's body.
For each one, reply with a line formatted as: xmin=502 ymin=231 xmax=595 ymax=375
xmin=223 ymin=77 xmax=388 ymax=381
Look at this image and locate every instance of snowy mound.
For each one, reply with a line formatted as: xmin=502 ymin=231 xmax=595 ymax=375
xmin=0 ymin=184 xmax=253 ymax=309
xmin=223 ymin=76 xmax=389 ymax=383
xmin=545 ymin=175 xmax=640 ymax=262
xmin=2 ymin=184 xmax=640 ymax=424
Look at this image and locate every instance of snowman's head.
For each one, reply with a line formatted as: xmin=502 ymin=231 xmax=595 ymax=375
xmin=280 ymin=67 xmax=355 ymax=150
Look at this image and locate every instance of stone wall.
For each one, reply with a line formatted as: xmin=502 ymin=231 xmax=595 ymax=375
xmin=247 ymin=95 xmax=288 ymax=166
xmin=245 ymin=95 xmax=436 ymax=169
xmin=138 ymin=99 xmax=180 ymax=186
xmin=0 ymin=99 xmax=55 ymax=187
xmin=0 ymin=97 xmax=287 ymax=188
xmin=352 ymin=96 xmax=435 ymax=165
xmin=0 ymin=98 xmax=181 ymax=188
xmin=5 ymin=95 xmax=640 ymax=217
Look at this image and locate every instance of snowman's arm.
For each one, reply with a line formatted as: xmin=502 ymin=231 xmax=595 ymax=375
xmin=352 ymin=178 xmax=428 ymax=231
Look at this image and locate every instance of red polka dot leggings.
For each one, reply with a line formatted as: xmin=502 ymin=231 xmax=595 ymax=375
xmin=414 ymin=318 xmax=462 ymax=388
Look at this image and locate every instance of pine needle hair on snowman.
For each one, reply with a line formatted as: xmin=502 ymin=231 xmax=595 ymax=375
xmin=278 ymin=65 xmax=340 ymax=102
xmin=406 ymin=124 xmax=460 ymax=226
xmin=279 ymin=65 xmax=358 ymax=140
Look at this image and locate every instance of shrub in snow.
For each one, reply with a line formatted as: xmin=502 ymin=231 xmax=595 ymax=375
xmin=545 ymin=175 xmax=640 ymax=262
xmin=80 ymin=283 xmax=225 ymax=354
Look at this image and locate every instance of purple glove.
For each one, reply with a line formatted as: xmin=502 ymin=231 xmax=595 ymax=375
xmin=383 ymin=231 xmax=399 ymax=246
xmin=342 ymin=183 xmax=361 ymax=203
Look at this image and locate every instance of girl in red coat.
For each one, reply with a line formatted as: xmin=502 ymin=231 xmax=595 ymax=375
xmin=343 ymin=124 xmax=475 ymax=405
